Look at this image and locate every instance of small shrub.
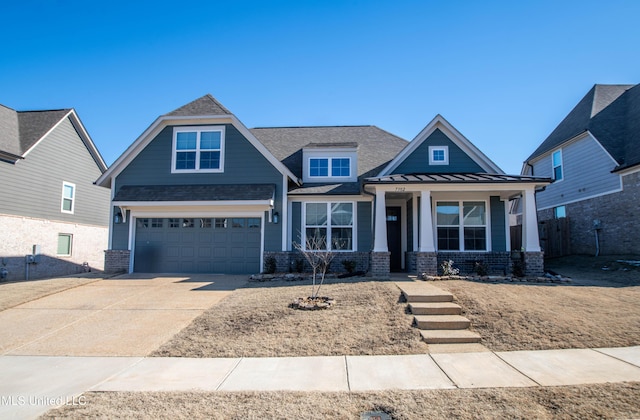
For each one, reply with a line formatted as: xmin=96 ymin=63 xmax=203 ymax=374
xmin=441 ymin=260 xmax=460 ymax=276
xmin=264 ymin=256 xmax=277 ymax=274
xmin=342 ymin=260 xmax=356 ymax=273
xmin=512 ymin=260 xmax=525 ymax=277
xmin=474 ymin=261 xmax=488 ymax=276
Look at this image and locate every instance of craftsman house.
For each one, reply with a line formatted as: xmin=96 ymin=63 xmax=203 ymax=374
xmin=517 ymin=84 xmax=639 ymax=255
xmin=97 ymin=95 xmax=549 ymax=277
xmin=0 ymin=104 xmax=110 ymax=281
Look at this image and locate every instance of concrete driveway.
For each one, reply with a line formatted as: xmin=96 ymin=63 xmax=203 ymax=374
xmin=0 ymin=273 xmax=245 ymax=357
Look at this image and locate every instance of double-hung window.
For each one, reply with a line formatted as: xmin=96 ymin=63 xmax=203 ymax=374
xmin=61 ymin=182 xmax=75 ymax=214
xmin=304 ymin=202 xmax=354 ymax=251
xmin=552 ymin=150 xmax=563 ymax=181
xmin=309 ymin=158 xmax=351 ymax=178
xmin=172 ymin=126 xmax=225 ymax=172
xmin=436 ymin=201 xmax=487 ymax=251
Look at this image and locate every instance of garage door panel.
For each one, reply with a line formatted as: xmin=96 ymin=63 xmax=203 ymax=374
xmin=134 ymin=217 xmax=261 ymax=274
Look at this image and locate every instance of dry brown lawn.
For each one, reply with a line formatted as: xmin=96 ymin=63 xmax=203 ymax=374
xmin=41 ymin=383 xmax=640 ymax=419
xmin=437 ymin=255 xmax=640 ymax=351
xmin=152 ymin=280 xmax=428 ymax=357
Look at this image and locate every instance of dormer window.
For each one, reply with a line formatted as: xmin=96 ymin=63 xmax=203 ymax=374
xmin=303 ymin=143 xmax=358 ymax=183
xmin=429 ymin=146 xmax=449 ymax=165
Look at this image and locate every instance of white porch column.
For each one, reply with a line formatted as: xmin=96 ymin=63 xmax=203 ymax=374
xmin=419 ymin=190 xmax=435 ymax=252
xmin=373 ymin=188 xmax=388 ymax=252
xmin=522 ymin=187 xmax=541 ymax=252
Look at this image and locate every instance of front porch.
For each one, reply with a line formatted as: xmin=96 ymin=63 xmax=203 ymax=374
xmin=364 ymin=173 xmax=549 ymax=278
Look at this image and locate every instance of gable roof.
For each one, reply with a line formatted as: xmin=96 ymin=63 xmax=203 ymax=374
xmin=96 ymin=94 xmax=300 ymax=188
xmin=379 ymin=114 xmax=503 ymax=176
xmin=0 ymin=104 xmax=106 ymax=171
xmin=526 ymin=84 xmax=639 ymax=171
xmin=250 ymin=126 xmax=408 ymax=181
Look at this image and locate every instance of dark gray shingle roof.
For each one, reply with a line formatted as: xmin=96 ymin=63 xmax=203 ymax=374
xmin=527 ymin=84 xmax=639 ymax=171
xmin=0 ymin=105 xmax=70 ymax=158
xmin=164 ymin=94 xmax=232 ymax=117
xmin=113 ymin=184 xmax=276 ymax=202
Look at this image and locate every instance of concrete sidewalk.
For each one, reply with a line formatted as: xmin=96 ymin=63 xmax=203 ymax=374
xmin=2 ymin=346 xmax=639 ymax=419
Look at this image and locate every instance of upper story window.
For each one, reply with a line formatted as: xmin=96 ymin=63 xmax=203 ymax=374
xmin=309 ymin=157 xmax=351 ymax=178
xmin=552 ymin=149 xmax=563 ymax=181
xmin=172 ymin=126 xmax=225 ymax=173
xmin=61 ymin=182 xmax=75 ymax=214
xmin=429 ymin=146 xmax=449 ymax=165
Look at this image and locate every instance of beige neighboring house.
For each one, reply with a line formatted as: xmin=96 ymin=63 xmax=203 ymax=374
xmin=0 ymin=104 xmax=110 ymax=281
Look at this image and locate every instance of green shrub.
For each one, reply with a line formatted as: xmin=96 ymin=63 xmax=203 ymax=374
xmin=264 ymin=256 xmax=277 ymax=274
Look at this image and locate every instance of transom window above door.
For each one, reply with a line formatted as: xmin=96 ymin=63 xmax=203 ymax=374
xmin=172 ymin=126 xmax=225 ymax=172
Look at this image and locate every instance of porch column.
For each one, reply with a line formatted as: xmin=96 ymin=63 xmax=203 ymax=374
xmin=419 ymin=190 xmax=435 ymax=252
xmin=522 ymin=187 xmax=541 ymax=252
xmin=373 ymin=188 xmax=388 ymax=252
xmin=412 ymin=192 xmax=419 ymax=251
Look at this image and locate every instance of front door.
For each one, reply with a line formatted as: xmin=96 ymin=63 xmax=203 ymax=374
xmin=386 ymin=207 xmax=402 ymax=271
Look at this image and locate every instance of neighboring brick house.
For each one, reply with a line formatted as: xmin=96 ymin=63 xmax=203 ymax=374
xmin=0 ymin=104 xmax=110 ymax=281
xmin=97 ymin=95 xmax=550 ymax=278
xmin=518 ymin=84 xmax=639 ymax=255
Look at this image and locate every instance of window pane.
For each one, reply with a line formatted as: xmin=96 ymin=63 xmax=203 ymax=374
xmin=169 ymin=218 xmax=180 ymax=228
xmin=57 ymin=234 xmax=72 ymax=255
xmin=437 ymin=227 xmax=459 ymax=250
xmin=554 ymin=166 xmax=563 ymax=180
xmin=305 ymin=227 xmax=327 ymax=250
xmin=433 ymin=149 xmax=445 ymax=161
xmin=182 ymin=218 xmax=194 ymax=228
xmin=331 ymin=203 xmax=353 ymax=225
xmin=201 ymin=218 xmax=212 ymax=228
xmin=553 ymin=151 xmax=562 ymax=166
xmin=436 ymin=202 xmax=459 ymax=225
xmin=463 ymin=202 xmax=485 ymax=225
xmin=331 ymin=158 xmax=350 ymax=176
xmin=175 ymin=151 xmax=196 ymax=169
xmin=331 ymin=227 xmax=353 ymax=250
xmin=214 ymin=218 xmax=228 ymax=228
xmin=62 ymin=198 xmax=73 ymax=212
xmin=248 ymin=218 xmax=261 ymax=228
xmin=63 ymin=184 xmax=74 ymax=199
xmin=554 ymin=206 xmax=566 ymax=219
xmin=309 ymin=158 xmax=328 ymax=177
xmin=232 ymin=218 xmax=245 ymax=228
xmin=464 ymin=227 xmax=486 ymax=250
xmin=151 ymin=218 xmax=163 ymax=228
xmin=305 ymin=203 xmax=328 ymax=226
xmin=176 ymin=132 xmax=197 ymax=150
xmin=200 ymin=151 xmax=220 ymax=169
xmin=200 ymin=131 xmax=221 ymax=149
xmin=136 ymin=218 xmax=149 ymax=228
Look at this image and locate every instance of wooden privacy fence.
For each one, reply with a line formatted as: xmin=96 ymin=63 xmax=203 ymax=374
xmin=510 ymin=218 xmax=571 ymax=258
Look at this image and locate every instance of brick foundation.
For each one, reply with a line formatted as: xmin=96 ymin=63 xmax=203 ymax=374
xmin=370 ymin=252 xmax=390 ymax=278
xmin=104 ymin=250 xmax=130 ymax=273
xmin=263 ymin=251 xmax=370 ymax=274
xmin=435 ymin=252 xmax=512 ymax=276
xmin=415 ymin=252 xmax=438 ymax=276
xmin=523 ymin=251 xmax=544 ymax=276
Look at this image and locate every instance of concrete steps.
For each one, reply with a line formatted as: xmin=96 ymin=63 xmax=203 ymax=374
xmin=396 ymin=282 xmax=482 ymax=346
xmin=409 ymin=302 xmax=462 ymax=316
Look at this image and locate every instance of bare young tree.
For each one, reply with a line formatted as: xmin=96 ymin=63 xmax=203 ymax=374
xmin=294 ymin=234 xmax=335 ymax=299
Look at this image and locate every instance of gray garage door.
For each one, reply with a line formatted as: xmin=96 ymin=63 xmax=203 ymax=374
xmin=134 ymin=217 xmax=261 ymax=274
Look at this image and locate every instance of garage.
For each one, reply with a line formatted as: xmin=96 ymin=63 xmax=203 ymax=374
xmin=133 ymin=217 xmax=261 ymax=274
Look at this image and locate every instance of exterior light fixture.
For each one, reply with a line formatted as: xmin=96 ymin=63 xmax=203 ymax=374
xmin=273 ymin=211 xmax=280 ymax=224
xmin=114 ymin=210 xmax=123 ymax=224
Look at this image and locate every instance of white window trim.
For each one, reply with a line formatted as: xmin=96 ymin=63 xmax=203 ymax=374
xmin=435 ymin=200 xmax=488 ymax=252
xmin=429 ymin=146 xmax=449 ymax=165
xmin=308 ymin=157 xmax=352 ymax=179
xmin=171 ymin=126 xmax=225 ymax=173
xmin=552 ymin=149 xmax=563 ymax=182
xmin=302 ymin=201 xmax=357 ymax=252
xmin=61 ymin=181 xmax=75 ymax=214
xmin=57 ymin=233 xmax=73 ymax=256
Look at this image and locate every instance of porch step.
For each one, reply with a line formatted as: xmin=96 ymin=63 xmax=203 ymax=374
xmin=409 ymin=302 xmax=462 ymax=316
xmin=397 ymin=282 xmax=454 ymax=303
xmin=414 ymin=315 xmax=471 ymax=330
xmin=419 ymin=329 xmax=482 ymax=344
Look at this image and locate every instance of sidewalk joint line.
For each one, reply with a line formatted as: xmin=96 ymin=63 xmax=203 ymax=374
xmin=216 ymin=357 xmax=243 ymax=391
xmin=344 ymin=355 xmax=351 ymax=392
xmin=492 ymin=351 xmax=542 ymax=387
xmin=88 ymin=356 xmax=146 ymax=391
xmin=428 ymin=353 xmax=459 ymax=389
xmin=591 ymin=348 xmax=640 ymax=369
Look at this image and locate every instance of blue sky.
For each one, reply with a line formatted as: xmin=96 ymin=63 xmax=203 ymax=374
xmin=1 ymin=0 xmax=638 ymax=174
